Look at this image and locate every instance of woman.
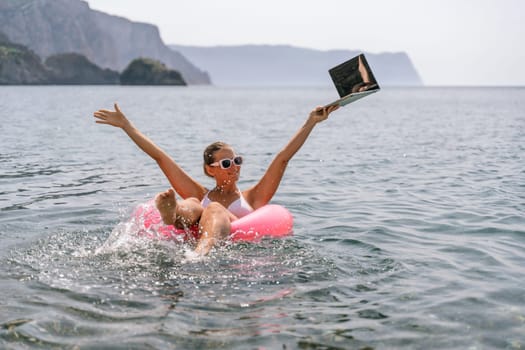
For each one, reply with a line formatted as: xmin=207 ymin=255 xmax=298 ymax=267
xmin=93 ymin=103 xmax=338 ymax=255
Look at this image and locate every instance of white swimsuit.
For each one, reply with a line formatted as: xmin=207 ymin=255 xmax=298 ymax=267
xmin=201 ymin=190 xmax=254 ymax=218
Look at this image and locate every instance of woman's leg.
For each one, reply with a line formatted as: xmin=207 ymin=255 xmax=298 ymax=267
xmin=155 ymin=189 xmax=203 ymax=229
xmin=157 ymin=191 xmax=235 ymax=256
xmin=155 ymin=189 xmax=177 ymax=225
xmin=194 ymin=202 xmax=235 ymax=256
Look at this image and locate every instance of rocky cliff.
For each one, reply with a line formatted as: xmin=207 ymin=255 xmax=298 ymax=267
xmin=0 ymin=35 xmax=120 ymax=84
xmin=0 ymin=0 xmax=210 ymax=84
xmin=1 ymin=33 xmax=186 ymax=85
xmin=45 ymin=53 xmax=119 ymax=84
xmin=170 ymin=44 xmax=423 ymax=87
xmin=0 ymin=33 xmax=49 ymax=84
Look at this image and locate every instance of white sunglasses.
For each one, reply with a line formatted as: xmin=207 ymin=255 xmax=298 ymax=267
xmin=210 ymin=156 xmax=243 ymax=169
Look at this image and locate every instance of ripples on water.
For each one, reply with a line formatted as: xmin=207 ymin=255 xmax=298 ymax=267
xmin=1 ymin=86 xmax=524 ymax=349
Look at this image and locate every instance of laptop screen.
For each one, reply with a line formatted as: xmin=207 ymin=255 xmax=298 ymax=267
xmin=329 ymin=54 xmax=380 ymax=98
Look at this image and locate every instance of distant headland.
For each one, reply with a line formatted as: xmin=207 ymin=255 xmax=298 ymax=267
xmin=170 ymin=44 xmax=423 ymax=87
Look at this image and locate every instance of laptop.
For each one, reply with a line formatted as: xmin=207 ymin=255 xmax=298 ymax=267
xmin=324 ymin=53 xmax=380 ymax=108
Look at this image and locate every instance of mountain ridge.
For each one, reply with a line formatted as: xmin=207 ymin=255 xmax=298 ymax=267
xmin=170 ymin=44 xmax=423 ymax=87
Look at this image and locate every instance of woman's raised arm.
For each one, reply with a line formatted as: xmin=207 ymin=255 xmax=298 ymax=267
xmin=244 ymin=105 xmax=338 ymax=209
xmin=93 ymin=103 xmax=206 ymax=199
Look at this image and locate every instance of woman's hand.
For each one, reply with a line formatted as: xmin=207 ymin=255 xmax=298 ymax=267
xmin=308 ymin=105 xmax=339 ymax=124
xmin=93 ymin=103 xmax=130 ymax=129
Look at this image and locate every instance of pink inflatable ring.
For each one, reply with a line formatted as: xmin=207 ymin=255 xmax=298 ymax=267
xmin=132 ymin=200 xmax=293 ymax=242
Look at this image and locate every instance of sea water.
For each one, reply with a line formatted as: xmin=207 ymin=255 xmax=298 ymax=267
xmin=0 ymin=86 xmax=524 ymax=349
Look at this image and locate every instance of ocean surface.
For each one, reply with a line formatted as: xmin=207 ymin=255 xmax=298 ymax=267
xmin=0 ymin=86 xmax=524 ymax=349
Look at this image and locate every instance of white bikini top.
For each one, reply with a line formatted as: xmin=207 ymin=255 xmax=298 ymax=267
xmin=201 ymin=190 xmax=254 ymax=218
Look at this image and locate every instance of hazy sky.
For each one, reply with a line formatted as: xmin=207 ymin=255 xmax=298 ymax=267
xmin=87 ymin=0 xmax=524 ymax=86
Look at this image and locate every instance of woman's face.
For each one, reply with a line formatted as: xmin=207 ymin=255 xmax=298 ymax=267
xmin=208 ymin=147 xmax=241 ymax=185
